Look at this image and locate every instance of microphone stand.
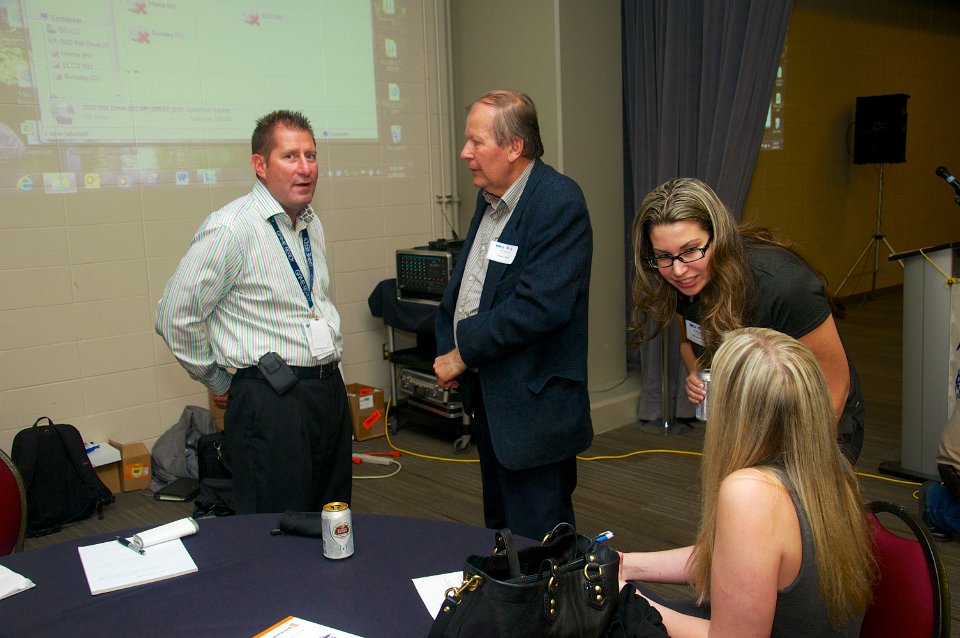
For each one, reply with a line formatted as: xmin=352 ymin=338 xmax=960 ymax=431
xmin=935 ymin=166 xmax=960 ymax=206
xmin=640 ymin=322 xmax=692 ymax=436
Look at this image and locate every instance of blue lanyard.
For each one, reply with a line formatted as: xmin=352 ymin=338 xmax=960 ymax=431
xmin=268 ymin=216 xmax=314 ymax=312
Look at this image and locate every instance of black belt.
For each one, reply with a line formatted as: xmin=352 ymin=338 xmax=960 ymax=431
xmin=234 ymin=361 xmax=340 ymax=381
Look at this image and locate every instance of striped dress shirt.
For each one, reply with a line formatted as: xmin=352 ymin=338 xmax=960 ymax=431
xmin=453 ymin=160 xmax=534 ymax=342
xmin=156 ymin=179 xmax=342 ymax=395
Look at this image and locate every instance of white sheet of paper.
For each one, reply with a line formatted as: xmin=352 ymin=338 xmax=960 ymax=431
xmin=305 ymin=318 xmax=335 ymax=359
xmin=77 ymin=538 xmax=198 ymax=595
xmin=0 ymin=564 xmax=35 ymax=600
xmin=412 ymin=570 xmax=464 ymax=619
xmin=254 ymin=616 xmax=364 ymax=638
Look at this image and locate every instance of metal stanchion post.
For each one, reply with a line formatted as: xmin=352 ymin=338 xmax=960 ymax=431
xmin=641 ymin=325 xmax=692 ymax=435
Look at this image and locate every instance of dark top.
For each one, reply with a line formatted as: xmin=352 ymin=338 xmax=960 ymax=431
xmin=771 ymin=469 xmax=864 ymax=637
xmin=676 ymin=243 xmax=829 ymax=346
xmin=676 ymin=243 xmax=864 ymax=459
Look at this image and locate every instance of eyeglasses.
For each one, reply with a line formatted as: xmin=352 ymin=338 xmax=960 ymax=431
xmin=646 ymin=239 xmax=712 ymax=269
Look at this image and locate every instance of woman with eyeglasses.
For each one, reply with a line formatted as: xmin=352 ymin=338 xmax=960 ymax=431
xmin=630 ymin=177 xmax=864 ymax=462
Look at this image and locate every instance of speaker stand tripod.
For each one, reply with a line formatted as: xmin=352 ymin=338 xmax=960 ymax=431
xmin=834 ymin=163 xmax=902 ymax=298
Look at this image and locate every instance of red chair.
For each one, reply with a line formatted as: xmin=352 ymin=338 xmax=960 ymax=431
xmin=860 ymin=501 xmax=950 ymax=638
xmin=0 ymin=447 xmax=27 ymax=555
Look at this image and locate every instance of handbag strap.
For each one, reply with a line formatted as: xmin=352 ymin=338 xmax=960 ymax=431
xmin=494 ymin=529 xmax=522 ymax=579
xmin=541 ymin=521 xmax=581 ymax=565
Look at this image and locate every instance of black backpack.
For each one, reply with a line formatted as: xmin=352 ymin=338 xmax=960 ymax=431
xmin=11 ymin=417 xmax=116 ymax=537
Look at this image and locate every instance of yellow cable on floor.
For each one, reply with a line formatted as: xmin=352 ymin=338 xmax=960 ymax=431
xmin=576 ymin=449 xmax=703 ymax=461
xmin=377 ymin=399 xmax=931 ymax=488
xmin=856 ymin=471 xmax=921 ymax=487
xmin=381 ymin=398 xmax=478 ymax=463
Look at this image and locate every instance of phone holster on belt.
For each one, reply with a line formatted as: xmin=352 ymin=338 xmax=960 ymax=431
xmin=257 ymin=352 xmax=298 ymax=395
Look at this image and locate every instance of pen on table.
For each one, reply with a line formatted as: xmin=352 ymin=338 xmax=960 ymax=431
xmin=594 ymin=530 xmax=614 ymax=543
xmin=115 ymin=536 xmax=145 ymax=555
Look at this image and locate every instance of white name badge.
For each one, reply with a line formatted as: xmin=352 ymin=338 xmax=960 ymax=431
xmin=487 ymin=241 xmax=518 ymax=264
xmin=685 ymin=319 xmax=705 ymax=348
xmin=305 ymin=318 xmax=335 ymax=359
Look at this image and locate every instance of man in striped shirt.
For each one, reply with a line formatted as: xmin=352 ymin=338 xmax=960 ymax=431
xmin=156 ymin=110 xmax=351 ymax=514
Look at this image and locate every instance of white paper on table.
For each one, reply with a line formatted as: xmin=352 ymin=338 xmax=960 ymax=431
xmin=412 ymin=570 xmax=465 ymax=619
xmin=0 ymin=564 xmax=35 ymax=600
xmin=77 ymin=537 xmax=198 ymax=595
xmin=254 ymin=616 xmax=364 ymax=638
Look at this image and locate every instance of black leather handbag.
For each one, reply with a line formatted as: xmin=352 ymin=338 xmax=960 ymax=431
xmin=428 ymin=523 xmax=620 ymax=637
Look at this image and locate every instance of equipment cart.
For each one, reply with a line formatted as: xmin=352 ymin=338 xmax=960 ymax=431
xmin=368 ymin=279 xmax=471 ymax=453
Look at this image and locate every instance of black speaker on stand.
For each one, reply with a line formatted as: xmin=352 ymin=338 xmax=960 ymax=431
xmin=835 ymin=93 xmax=909 ymax=297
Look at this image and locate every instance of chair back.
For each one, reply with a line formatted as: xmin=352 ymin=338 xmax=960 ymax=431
xmin=860 ymin=501 xmax=950 ymax=638
xmin=0 ymin=447 xmax=27 ymax=555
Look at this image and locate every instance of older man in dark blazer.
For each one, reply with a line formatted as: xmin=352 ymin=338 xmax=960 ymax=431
xmin=434 ymin=90 xmax=593 ymax=540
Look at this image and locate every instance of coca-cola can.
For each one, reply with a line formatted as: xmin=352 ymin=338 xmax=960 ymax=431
xmin=321 ymin=502 xmax=354 ymax=559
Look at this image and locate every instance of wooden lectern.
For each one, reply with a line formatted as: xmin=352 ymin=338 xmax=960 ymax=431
xmin=880 ymin=242 xmax=960 ymax=481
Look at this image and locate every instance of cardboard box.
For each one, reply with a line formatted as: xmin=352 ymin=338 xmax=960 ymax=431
xmin=346 ymin=383 xmax=385 ymax=441
xmin=86 ymin=442 xmax=121 ymax=494
xmin=108 ymin=439 xmax=152 ymax=491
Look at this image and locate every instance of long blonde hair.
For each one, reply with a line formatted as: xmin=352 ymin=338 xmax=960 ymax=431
xmin=687 ymin=328 xmax=874 ymax=626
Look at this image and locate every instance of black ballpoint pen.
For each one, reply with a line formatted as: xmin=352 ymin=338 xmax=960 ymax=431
xmin=115 ymin=536 xmax=145 ymax=555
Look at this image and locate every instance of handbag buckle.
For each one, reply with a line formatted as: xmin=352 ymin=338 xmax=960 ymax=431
xmin=444 ymin=574 xmax=483 ymax=605
xmin=583 ymin=562 xmax=603 ymax=582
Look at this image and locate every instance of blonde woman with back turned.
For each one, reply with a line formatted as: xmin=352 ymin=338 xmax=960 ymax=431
xmin=618 ymin=328 xmax=875 ymax=637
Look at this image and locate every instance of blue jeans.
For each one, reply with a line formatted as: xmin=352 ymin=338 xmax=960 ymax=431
xmin=923 ymin=482 xmax=960 ymax=532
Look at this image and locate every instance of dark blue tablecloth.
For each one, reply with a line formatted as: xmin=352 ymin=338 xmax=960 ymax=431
xmin=0 ymin=513 xmax=500 ymax=637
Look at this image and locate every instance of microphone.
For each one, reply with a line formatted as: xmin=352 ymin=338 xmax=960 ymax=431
xmin=936 ymin=166 xmax=960 ymax=193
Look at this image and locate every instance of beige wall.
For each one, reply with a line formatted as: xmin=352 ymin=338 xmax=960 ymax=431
xmin=451 ymin=0 xmax=560 ymax=205
xmin=0 ymin=185 xmax=229 ymax=452
xmin=745 ymin=0 xmax=960 ymax=292
xmin=555 ymin=2 xmax=634 ymax=425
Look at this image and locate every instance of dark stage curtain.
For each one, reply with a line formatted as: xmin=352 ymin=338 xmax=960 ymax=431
xmin=622 ymin=0 xmax=793 ymax=420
